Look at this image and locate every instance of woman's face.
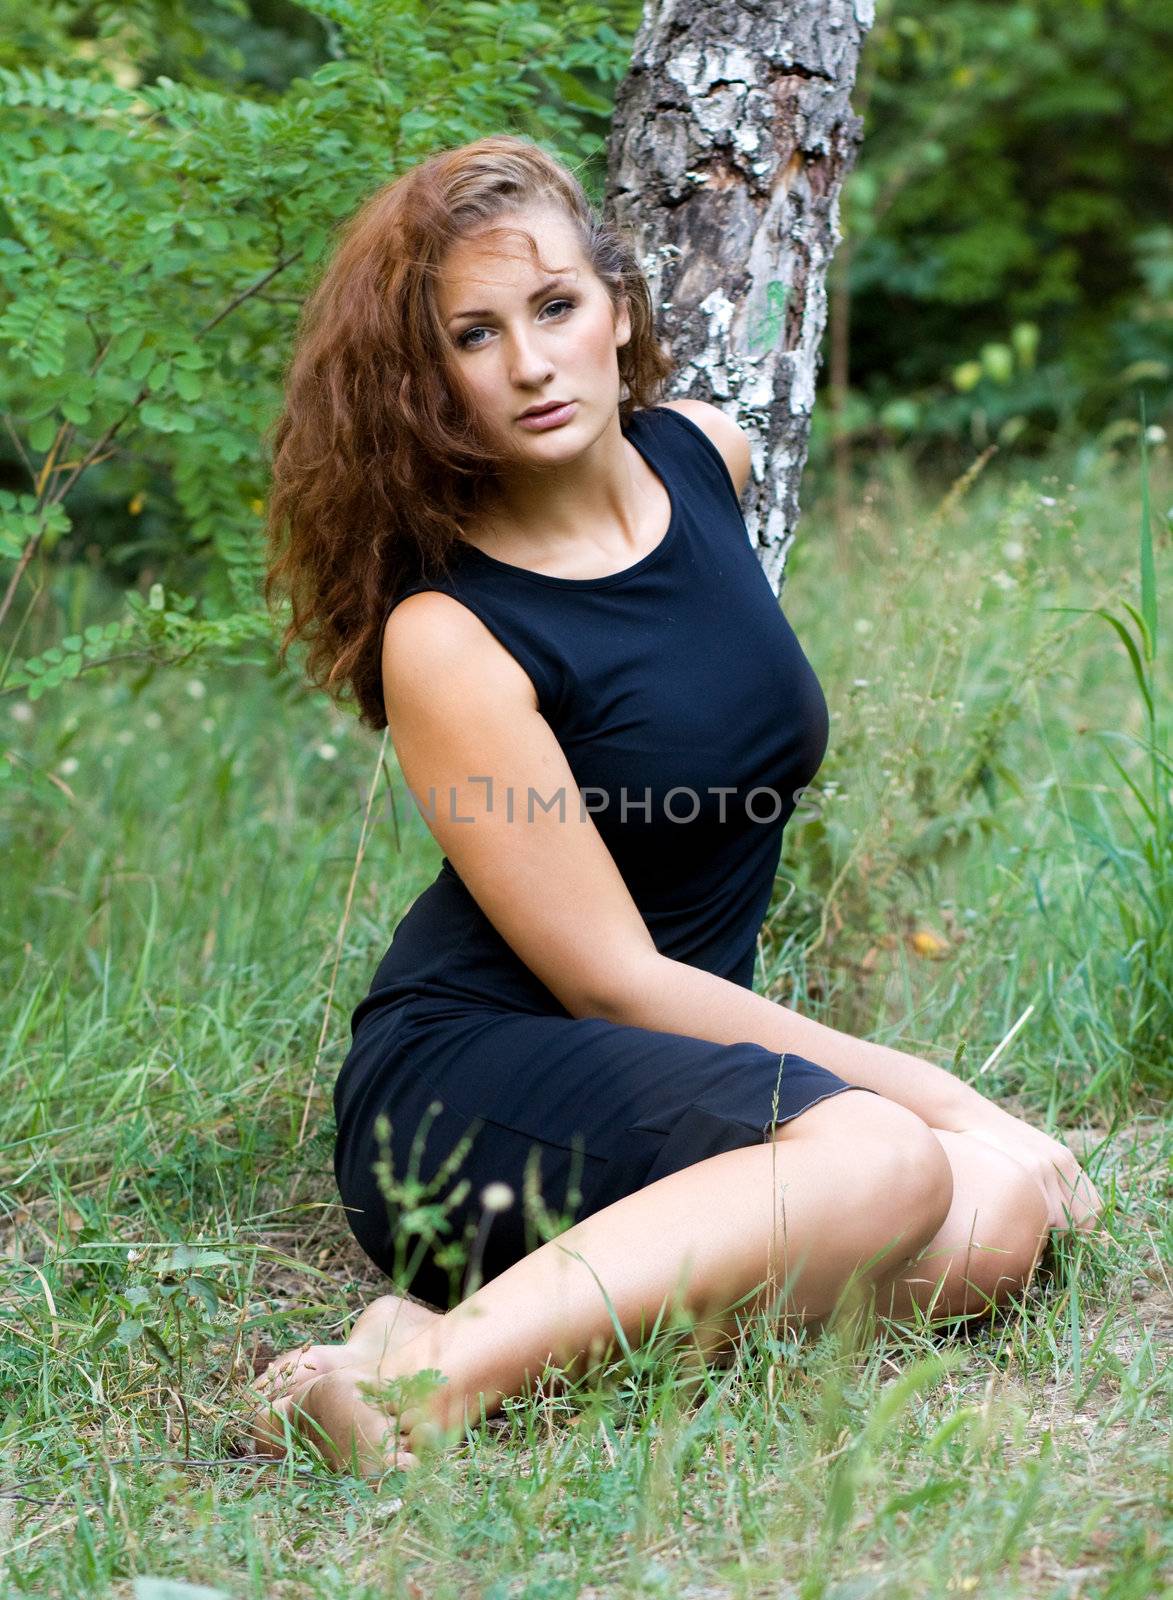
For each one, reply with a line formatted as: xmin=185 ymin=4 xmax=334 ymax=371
xmin=436 ymin=201 xmax=632 ymax=464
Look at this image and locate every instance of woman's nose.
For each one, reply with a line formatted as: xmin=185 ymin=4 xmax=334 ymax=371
xmin=507 ymin=329 xmax=554 ymax=388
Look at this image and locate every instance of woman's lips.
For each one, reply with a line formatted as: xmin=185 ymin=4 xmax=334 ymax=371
xmin=517 ymin=401 xmax=577 ymax=431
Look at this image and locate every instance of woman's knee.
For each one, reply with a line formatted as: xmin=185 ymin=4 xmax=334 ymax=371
xmin=944 ymin=1133 xmax=1051 ymax=1300
xmin=779 ymin=1089 xmax=955 ymax=1254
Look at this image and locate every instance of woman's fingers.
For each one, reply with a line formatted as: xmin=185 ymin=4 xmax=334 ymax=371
xmin=1057 ymin=1167 xmax=1105 ymax=1232
xmin=246 ymin=1351 xmax=335 ymax=1458
xmin=253 ymin=1341 xmax=354 ymax=1399
xmin=247 ymin=1382 xmax=349 ymax=1465
xmin=1041 ymin=1158 xmax=1105 ymax=1234
xmin=961 ymin=1124 xmax=1107 ymax=1237
xmin=244 ymin=1370 xmax=423 ymax=1477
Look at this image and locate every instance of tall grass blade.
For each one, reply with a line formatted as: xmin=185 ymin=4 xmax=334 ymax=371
xmin=1137 ymin=394 xmax=1157 ymax=656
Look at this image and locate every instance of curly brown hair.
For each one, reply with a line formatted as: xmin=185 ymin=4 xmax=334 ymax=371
xmin=263 ymin=134 xmax=674 ymax=732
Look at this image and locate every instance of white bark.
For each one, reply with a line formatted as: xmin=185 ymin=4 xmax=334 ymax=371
xmin=605 ymin=0 xmax=873 ymax=589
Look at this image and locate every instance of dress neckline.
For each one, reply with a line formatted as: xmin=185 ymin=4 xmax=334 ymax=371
xmin=456 ymin=407 xmax=680 ymax=590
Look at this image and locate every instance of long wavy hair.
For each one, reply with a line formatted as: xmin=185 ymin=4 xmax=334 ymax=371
xmin=263 ymin=134 xmax=674 ymax=731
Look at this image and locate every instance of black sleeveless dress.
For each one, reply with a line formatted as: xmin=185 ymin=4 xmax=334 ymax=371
xmin=333 ymin=405 xmax=877 ymax=1310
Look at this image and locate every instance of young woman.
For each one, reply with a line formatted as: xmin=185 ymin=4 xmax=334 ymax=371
xmin=252 ymin=135 xmax=1103 ymax=1474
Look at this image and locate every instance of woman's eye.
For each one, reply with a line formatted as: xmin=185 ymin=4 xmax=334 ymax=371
xmin=456 ymin=299 xmax=575 ymax=350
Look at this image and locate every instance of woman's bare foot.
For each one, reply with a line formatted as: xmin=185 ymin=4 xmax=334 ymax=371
xmin=270 ymin=1356 xmax=459 ymax=1477
xmin=246 ymin=1292 xmax=515 ymax=1478
xmin=244 ymin=1293 xmax=441 ymax=1463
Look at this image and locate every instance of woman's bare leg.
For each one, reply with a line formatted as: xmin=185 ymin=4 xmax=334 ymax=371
xmin=250 ymin=1089 xmax=955 ymax=1473
xmin=245 ymin=1117 xmax=1057 ymax=1471
xmin=876 ymin=1127 xmax=1051 ymax=1324
xmin=611 ymin=1125 xmax=1055 ymax=1359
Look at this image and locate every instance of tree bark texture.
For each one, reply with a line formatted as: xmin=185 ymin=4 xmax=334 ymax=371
xmin=605 ymin=0 xmax=873 ymax=592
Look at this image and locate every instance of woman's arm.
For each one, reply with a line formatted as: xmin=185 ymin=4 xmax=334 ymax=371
xmin=589 ymin=952 xmax=1105 ymax=1233
xmin=587 ymin=949 xmax=994 ymax=1129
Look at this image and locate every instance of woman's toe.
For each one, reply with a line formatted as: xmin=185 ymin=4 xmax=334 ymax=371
xmin=248 ymin=1391 xmax=297 ymax=1458
xmin=253 ymin=1341 xmax=350 ymax=1399
xmin=302 ymin=1368 xmax=420 ymax=1477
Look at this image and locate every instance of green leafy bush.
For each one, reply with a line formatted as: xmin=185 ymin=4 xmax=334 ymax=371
xmin=0 ymin=0 xmax=636 ymax=694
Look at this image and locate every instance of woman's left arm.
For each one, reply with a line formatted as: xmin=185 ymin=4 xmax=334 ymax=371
xmin=784 ymin=1018 xmax=1108 ymax=1235
xmin=594 ymin=949 xmax=1107 ymax=1235
xmin=780 ymin=1019 xmax=1110 ymax=1235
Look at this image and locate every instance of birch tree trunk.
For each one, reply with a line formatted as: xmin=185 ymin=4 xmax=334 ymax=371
xmin=605 ymin=0 xmax=873 ymax=592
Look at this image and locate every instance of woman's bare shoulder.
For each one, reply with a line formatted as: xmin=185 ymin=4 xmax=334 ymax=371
xmin=657 ymin=398 xmax=751 ymax=495
xmin=381 ymin=589 xmax=539 ymax=716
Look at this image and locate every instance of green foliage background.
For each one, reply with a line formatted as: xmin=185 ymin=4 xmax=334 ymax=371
xmin=0 ymin=0 xmax=638 ymax=697
xmin=821 ymin=0 xmax=1172 ymax=465
xmin=0 ymin=0 xmax=1168 ymax=694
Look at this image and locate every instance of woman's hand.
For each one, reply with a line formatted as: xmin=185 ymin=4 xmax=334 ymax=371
xmin=954 ymin=1109 xmax=1107 ymax=1236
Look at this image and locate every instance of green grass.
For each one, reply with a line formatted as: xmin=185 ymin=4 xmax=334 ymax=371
xmin=1 ymin=437 xmax=1170 ymax=1598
